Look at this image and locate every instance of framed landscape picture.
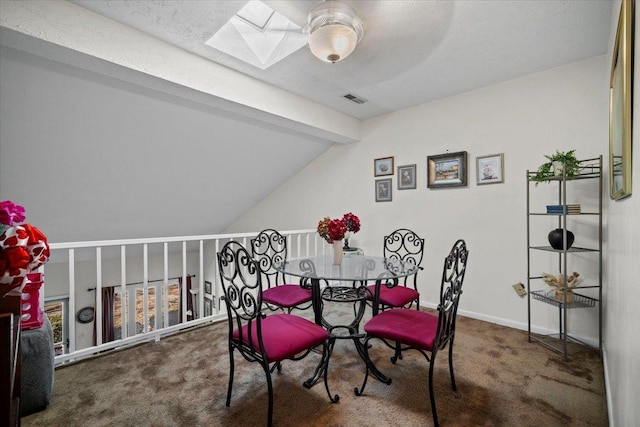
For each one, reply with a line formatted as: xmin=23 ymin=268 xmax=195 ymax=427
xmin=476 ymin=153 xmax=504 ymax=185
xmin=375 ymin=178 xmax=392 ymax=202
xmin=204 ymin=280 xmax=212 ymax=295
xmin=427 ymin=151 xmax=468 ymax=188
xmin=374 ymin=156 xmax=394 ymax=176
xmin=397 ymin=164 xmax=417 ymax=190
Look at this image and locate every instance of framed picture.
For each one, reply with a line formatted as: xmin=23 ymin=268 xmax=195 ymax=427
xmin=204 ymin=297 xmax=212 ymax=317
xmin=375 ymin=178 xmax=392 ymax=202
xmin=427 ymin=151 xmax=468 ymax=188
xmin=609 ymin=0 xmax=633 ymax=200
xmin=374 ymin=156 xmax=394 ymax=176
xmin=204 ymin=280 xmax=212 ymax=295
xmin=397 ymin=164 xmax=417 ymax=190
xmin=476 ymin=153 xmax=504 ymax=185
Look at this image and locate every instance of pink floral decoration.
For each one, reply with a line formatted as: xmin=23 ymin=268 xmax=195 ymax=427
xmin=0 ymin=200 xmax=26 ymax=227
xmin=0 ymin=201 xmax=50 ymax=295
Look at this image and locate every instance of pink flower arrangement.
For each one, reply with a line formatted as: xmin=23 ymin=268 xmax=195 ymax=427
xmin=317 ymin=213 xmax=361 ymax=244
xmin=0 ymin=200 xmax=50 ymax=296
xmin=0 ymin=200 xmax=25 ymax=227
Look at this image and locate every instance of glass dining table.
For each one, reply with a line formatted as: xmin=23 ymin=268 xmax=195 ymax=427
xmin=274 ymin=254 xmax=419 ymax=398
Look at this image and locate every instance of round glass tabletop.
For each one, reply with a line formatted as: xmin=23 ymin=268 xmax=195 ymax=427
xmin=275 ymin=255 xmax=419 ymax=282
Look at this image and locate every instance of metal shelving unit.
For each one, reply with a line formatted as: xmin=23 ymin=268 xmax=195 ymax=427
xmin=526 ymin=156 xmax=603 ymax=362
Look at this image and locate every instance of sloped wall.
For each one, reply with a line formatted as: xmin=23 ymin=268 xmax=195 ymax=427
xmin=0 ymin=45 xmax=332 ymax=242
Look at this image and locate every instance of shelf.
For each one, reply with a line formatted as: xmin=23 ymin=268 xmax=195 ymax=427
xmin=531 ymin=289 xmax=597 ymax=309
xmin=529 ymin=332 xmax=598 ymax=357
xmin=573 ymin=285 xmax=600 ymax=290
xmin=530 ymin=245 xmax=599 ymax=253
xmin=529 ymin=212 xmax=599 ymax=216
xmin=529 ymin=279 xmax=600 ymax=292
xmin=527 ymin=173 xmax=600 ymax=183
xmin=526 ymin=157 xmax=602 ymax=183
xmin=528 ymin=278 xmax=600 ymax=291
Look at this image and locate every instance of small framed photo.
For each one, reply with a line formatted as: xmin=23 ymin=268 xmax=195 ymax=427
xmin=427 ymin=151 xmax=468 ymax=188
xmin=375 ymin=178 xmax=392 ymax=202
xmin=374 ymin=156 xmax=394 ymax=176
xmin=397 ymin=164 xmax=417 ymax=190
xmin=204 ymin=280 xmax=212 ymax=295
xmin=476 ymin=153 xmax=504 ymax=185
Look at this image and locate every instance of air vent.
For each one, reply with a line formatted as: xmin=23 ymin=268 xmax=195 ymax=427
xmin=343 ymin=93 xmax=367 ymax=104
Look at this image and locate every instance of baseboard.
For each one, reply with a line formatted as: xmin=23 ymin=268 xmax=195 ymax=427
xmin=421 ymin=299 xmax=539 ymax=333
xmin=602 ymin=344 xmax=614 ymax=427
xmin=420 ymin=299 xmax=599 ymax=348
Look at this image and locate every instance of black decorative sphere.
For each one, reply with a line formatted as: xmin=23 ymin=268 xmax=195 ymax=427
xmin=548 ymin=228 xmax=575 ymax=250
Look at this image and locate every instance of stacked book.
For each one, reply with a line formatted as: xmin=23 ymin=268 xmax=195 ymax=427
xmin=546 ymin=204 xmax=581 ymax=214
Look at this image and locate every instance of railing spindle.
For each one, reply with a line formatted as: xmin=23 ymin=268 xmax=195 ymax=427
xmin=45 ymin=229 xmax=316 ymax=365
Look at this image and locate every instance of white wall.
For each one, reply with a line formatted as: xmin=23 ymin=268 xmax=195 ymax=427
xmin=600 ymin=2 xmax=640 ymax=425
xmin=0 ymin=45 xmax=332 ymax=242
xmin=227 ymin=56 xmax=608 ymax=341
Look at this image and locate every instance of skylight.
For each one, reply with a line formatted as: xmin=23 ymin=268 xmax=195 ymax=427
xmin=235 ymin=0 xmax=274 ymax=30
xmin=205 ymin=0 xmax=308 ymax=70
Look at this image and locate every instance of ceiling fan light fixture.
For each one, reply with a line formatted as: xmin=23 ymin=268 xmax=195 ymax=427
xmin=307 ymin=1 xmax=363 ymax=63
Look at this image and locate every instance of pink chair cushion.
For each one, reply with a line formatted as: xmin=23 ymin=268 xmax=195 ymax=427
xmin=364 ymin=309 xmax=439 ymax=351
xmin=263 ymin=284 xmax=312 ymax=307
xmin=233 ymin=313 xmax=329 ymax=361
xmin=366 ymin=284 xmax=419 ymax=307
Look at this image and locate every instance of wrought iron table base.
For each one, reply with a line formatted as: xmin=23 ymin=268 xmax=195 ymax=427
xmin=303 ymin=284 xmax=392 ymax=398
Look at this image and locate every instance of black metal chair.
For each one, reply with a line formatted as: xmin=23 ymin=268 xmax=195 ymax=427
xmin=251 ymin=229 xmax=313 ymax=313
xmin=366 ymin=229 xmax=425 ymax=313
xmin=356 ymin=239 xmax=469 ymax=427
xmin=217 ymin=241 xmax=334 ymax=427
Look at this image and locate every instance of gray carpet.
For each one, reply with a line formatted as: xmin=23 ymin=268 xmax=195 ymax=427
xmin=22 ymin=306 xmax=607 ymax=426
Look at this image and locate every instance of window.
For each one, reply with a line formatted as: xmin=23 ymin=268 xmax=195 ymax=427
xmin=44 ymin=297 xmax=68 ymax=356
xmin=112 ymin=283 xmax=183 ymax=339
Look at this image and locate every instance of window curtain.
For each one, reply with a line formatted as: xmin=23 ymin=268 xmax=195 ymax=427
xmin=93 ymin=286 xmax=116 ymax=345
xmin=178 ymin=276 xmax=193 ymax=322
xmin=102 ymin=287 xmax=115 ymax=342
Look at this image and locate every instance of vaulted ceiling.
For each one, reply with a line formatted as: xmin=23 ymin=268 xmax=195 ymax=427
xmin=67 ymin=0 xmax=612 ymax=120
xmin=1 ymin=1 xmax=613 ymax=145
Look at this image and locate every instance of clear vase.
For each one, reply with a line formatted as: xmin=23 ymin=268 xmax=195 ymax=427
xmin=333 ymin=240 xmax=343 ymax=265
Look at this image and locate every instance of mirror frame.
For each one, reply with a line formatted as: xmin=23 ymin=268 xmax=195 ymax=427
xmin=609 ymin=0 xmax=634 ymax=200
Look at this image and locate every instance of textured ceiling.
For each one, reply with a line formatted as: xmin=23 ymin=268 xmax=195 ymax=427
xmin=69 ymin=0 xmax=612 ymax=120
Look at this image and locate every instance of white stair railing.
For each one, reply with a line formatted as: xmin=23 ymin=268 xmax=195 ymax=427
xmin=44 ymin=229 xmax=320 ymax=366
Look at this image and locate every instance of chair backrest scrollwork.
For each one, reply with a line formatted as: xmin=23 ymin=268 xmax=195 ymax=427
xmin=218 ymin=241 xmax=264 ymax=345
xmin=251 ymin=229 xmax=288 ymax=289
xmin=383 ymin=229 xmax=425 ymax=271
xmin=435 ymin=239 xmax=469 ymax=351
